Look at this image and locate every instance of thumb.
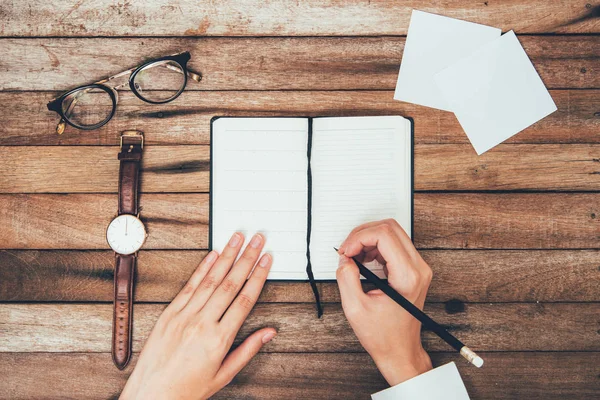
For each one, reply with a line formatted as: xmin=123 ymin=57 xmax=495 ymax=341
xmin=215 ymin=327 xmax=276 ymax=386
xmin=336 ymin=255 xmax=368 ymax=312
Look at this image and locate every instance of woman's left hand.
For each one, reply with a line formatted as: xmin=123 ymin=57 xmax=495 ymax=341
xmin=121 ymin=232 xmax=275 ymax=400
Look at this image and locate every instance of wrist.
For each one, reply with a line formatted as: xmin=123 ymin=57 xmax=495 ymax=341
xmin=119 ymin=378 xmax=140 ymax=400
xmin=120 ymin=370 xmax=153 ymax=400
xmin=374 ymin=345 xmax=432 ymax=387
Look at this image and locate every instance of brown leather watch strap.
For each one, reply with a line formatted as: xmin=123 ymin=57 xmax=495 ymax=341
xmin=112 ymin=131 xmax=143 ymax=370
xmin=118 ymin=133 xmax=143 ymax=215
xmin=112 ymin=254 xmax=136 ymax=369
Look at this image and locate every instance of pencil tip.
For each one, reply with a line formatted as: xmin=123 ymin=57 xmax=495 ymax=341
xmin=333 ymin=247 xmax=339 ymax=252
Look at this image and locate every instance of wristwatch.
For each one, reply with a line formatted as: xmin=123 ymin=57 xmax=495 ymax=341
xmin=106 ymin=130 xmax=147 ymax=369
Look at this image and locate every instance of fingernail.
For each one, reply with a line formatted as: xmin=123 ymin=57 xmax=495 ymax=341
xmin=338 ymin=244 xmax=346 ymax=254
xmin=259 ymin=253 xmax=271 ymax=267
xmin=261 ymin=330 xmax=277 ymax=344
xmin=339 ymin=254 xmax=346 ymax=267
xmin=205 ymin=251 xmax=217 ymax=263
xmin=250 ymin=233 xmax=263 ymax=248
xmin=228 ymin=232 xmax=242 ymax=247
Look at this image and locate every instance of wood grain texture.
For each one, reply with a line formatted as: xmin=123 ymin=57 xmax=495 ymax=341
xmin=1 ymin=249 xmax=598 ymax=303
xmin=2 ymin=0 xmax=599 ymax=36
xmin=2 ymin=2 xmax=599 ymax=399
xmin=415 ymin=144 xmax=600 ymax=191
xmin=414 ymin=193 xmax=600 ymax=249
xmin=2 ymin=144 xmax=599 ymax=193
xmin=0 ymin=36 xmax=597 ymax=91
xmin=1 ymin=193 xmax=597 ymax=250
xmin=3 ymin=90 xmax=599 ymax=146
xmin=0 ymin=146 xmax=210 ymax=193
xmin=1 ymin=303 xmax=599 ymax=352
xmin=0 ymin=194 xmax=208 ymax=250
xmin=1 ymin=352 xmax=599 ymax=400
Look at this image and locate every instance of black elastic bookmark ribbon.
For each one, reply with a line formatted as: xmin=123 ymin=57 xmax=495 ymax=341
xmin=306 ymin=119 xmax=323 ymax=318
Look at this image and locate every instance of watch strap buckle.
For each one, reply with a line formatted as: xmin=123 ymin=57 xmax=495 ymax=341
xmin=120 ymin=130 xmax=144 ymax=150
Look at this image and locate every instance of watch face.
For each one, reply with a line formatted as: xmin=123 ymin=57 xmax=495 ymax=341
xmin=106 ymin=214 xmax=147 ymax=255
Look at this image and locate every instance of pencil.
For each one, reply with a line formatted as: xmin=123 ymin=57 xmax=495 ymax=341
xmin=334 ymin=248 xmax=484 ymax=368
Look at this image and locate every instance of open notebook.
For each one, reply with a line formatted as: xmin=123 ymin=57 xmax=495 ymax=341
xmin=210 ymin=116 xmax=413 ymax=280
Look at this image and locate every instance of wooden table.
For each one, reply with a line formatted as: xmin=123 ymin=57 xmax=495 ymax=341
xmin=0 ymin=1 xmax=599 ymax=398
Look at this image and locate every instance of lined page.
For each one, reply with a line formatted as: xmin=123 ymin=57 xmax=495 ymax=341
xmin=212 ymin=118 xmax=309 ymax=279
xmin=309 ymin=116 xmax=412 ymax=279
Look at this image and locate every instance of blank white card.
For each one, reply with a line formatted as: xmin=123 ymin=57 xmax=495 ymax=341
xmin=435 ymin=31 xmax=557 ymax=154
xmin=394 ymin=10 xmax=501 ymax=111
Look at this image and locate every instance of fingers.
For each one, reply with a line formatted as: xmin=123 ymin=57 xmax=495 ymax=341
xmin=339 ymin=223 xmax=411 ymax=269
xmin=220 ymin=253 xmax=272 ymax=332
xmin=362 ymin=248 xmax=385 ymax=265
xmin=203 ymin=233 xmax=265 ymax=321
xmin=336 ymin=255 xmax=368 ymax=315
xmin=165 ymin=250 xmax=219 ymax=314
xmin=340 ymin=220 xmax=433 ymax=304
xmin=215 ymin=327 xmax=276 ymax=387
xmin=182 ymin=232 xmax=244 ymax=315
xmin=342 ymin=219 xmax=409 ymax=249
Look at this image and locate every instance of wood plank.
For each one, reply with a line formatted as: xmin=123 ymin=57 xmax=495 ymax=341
xmin=2 ymin=144 xmax=599 ymax=193
xmin=3 ymin=90 xmax=599 ymax=146
xmin=1 ymin=250 xmax=598 ymax=303
xmin=0 ymin=194 xmax=208 ymax=250
xmin=414 ymin=193 xmax=600 ymax=249
xmin=0 ymin=193 xmax=597 ymax=250
xmin=0 ymin=36 xmax=597 ymax=91
xmin=415 ymin=144 xmax=600 ymax=191
xmin=0 ymin=146 xmax=210 ymax=194
xmin=1 ymin=352 xmax=598 ymax=399
xmin=2 ymin=1 xmax=599 ymax=36
xmin=1 ymin=303 xmax=598 ymax=352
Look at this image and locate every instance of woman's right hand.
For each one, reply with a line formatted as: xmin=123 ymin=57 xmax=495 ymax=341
xmin=336 ymin=219 xmax=433 ymax=386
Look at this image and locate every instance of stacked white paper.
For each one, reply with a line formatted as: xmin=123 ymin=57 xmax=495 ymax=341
xmin=395 ymin=10 xmax=557 ymax=154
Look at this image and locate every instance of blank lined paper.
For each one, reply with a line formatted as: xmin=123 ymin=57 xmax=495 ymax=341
xmin=211 ymin=118 xmax=309 ymax=279
xmin=309 ymin=116 xmax=412 ymax=279
xmin=211 ymin=116 xmax=412 ymax=281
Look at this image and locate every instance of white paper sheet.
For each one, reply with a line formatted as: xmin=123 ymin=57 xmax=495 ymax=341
xmin=211 ymin=118 xmax=309 ymax=279
xmin=310 ymin=116 xmax=412 ymax=279
xmin=371 ymin=362 xmax=470 ymax=400
xmin=434 ymin=30 xmax=557 ymax=154
xmin=394 ymin=10 xmax=501 ymax=111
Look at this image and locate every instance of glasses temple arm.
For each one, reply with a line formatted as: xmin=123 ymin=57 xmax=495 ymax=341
xmin=97 ymin=67 xmax=136 ymax=84
xmin=95 ymin=61 xmax=201 ymax=93
xmin=163 ymin=63 xmax=202 ymax=82
xmin=186 ymin=68 xmax=202 ymax=82
xmin=63 ymin=89 xmax=87 ymax=118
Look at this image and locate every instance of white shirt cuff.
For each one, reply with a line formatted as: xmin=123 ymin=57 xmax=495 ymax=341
xmin=371 ymin=362 xmax=470 ymax=400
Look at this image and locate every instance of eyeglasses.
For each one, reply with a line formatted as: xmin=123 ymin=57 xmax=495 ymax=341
xmin=47 ymin=52 xmax=201 ymax=134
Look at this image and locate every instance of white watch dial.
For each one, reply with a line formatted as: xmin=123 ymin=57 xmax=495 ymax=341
xmin=106 ymin=214 xmax=147 ymax=255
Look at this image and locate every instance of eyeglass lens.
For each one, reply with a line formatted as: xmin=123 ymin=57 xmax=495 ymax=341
xmin=132 ymin=60 xmax=186 ymax=103
xmin=62 ymin=87 xmax=115 ymax=128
